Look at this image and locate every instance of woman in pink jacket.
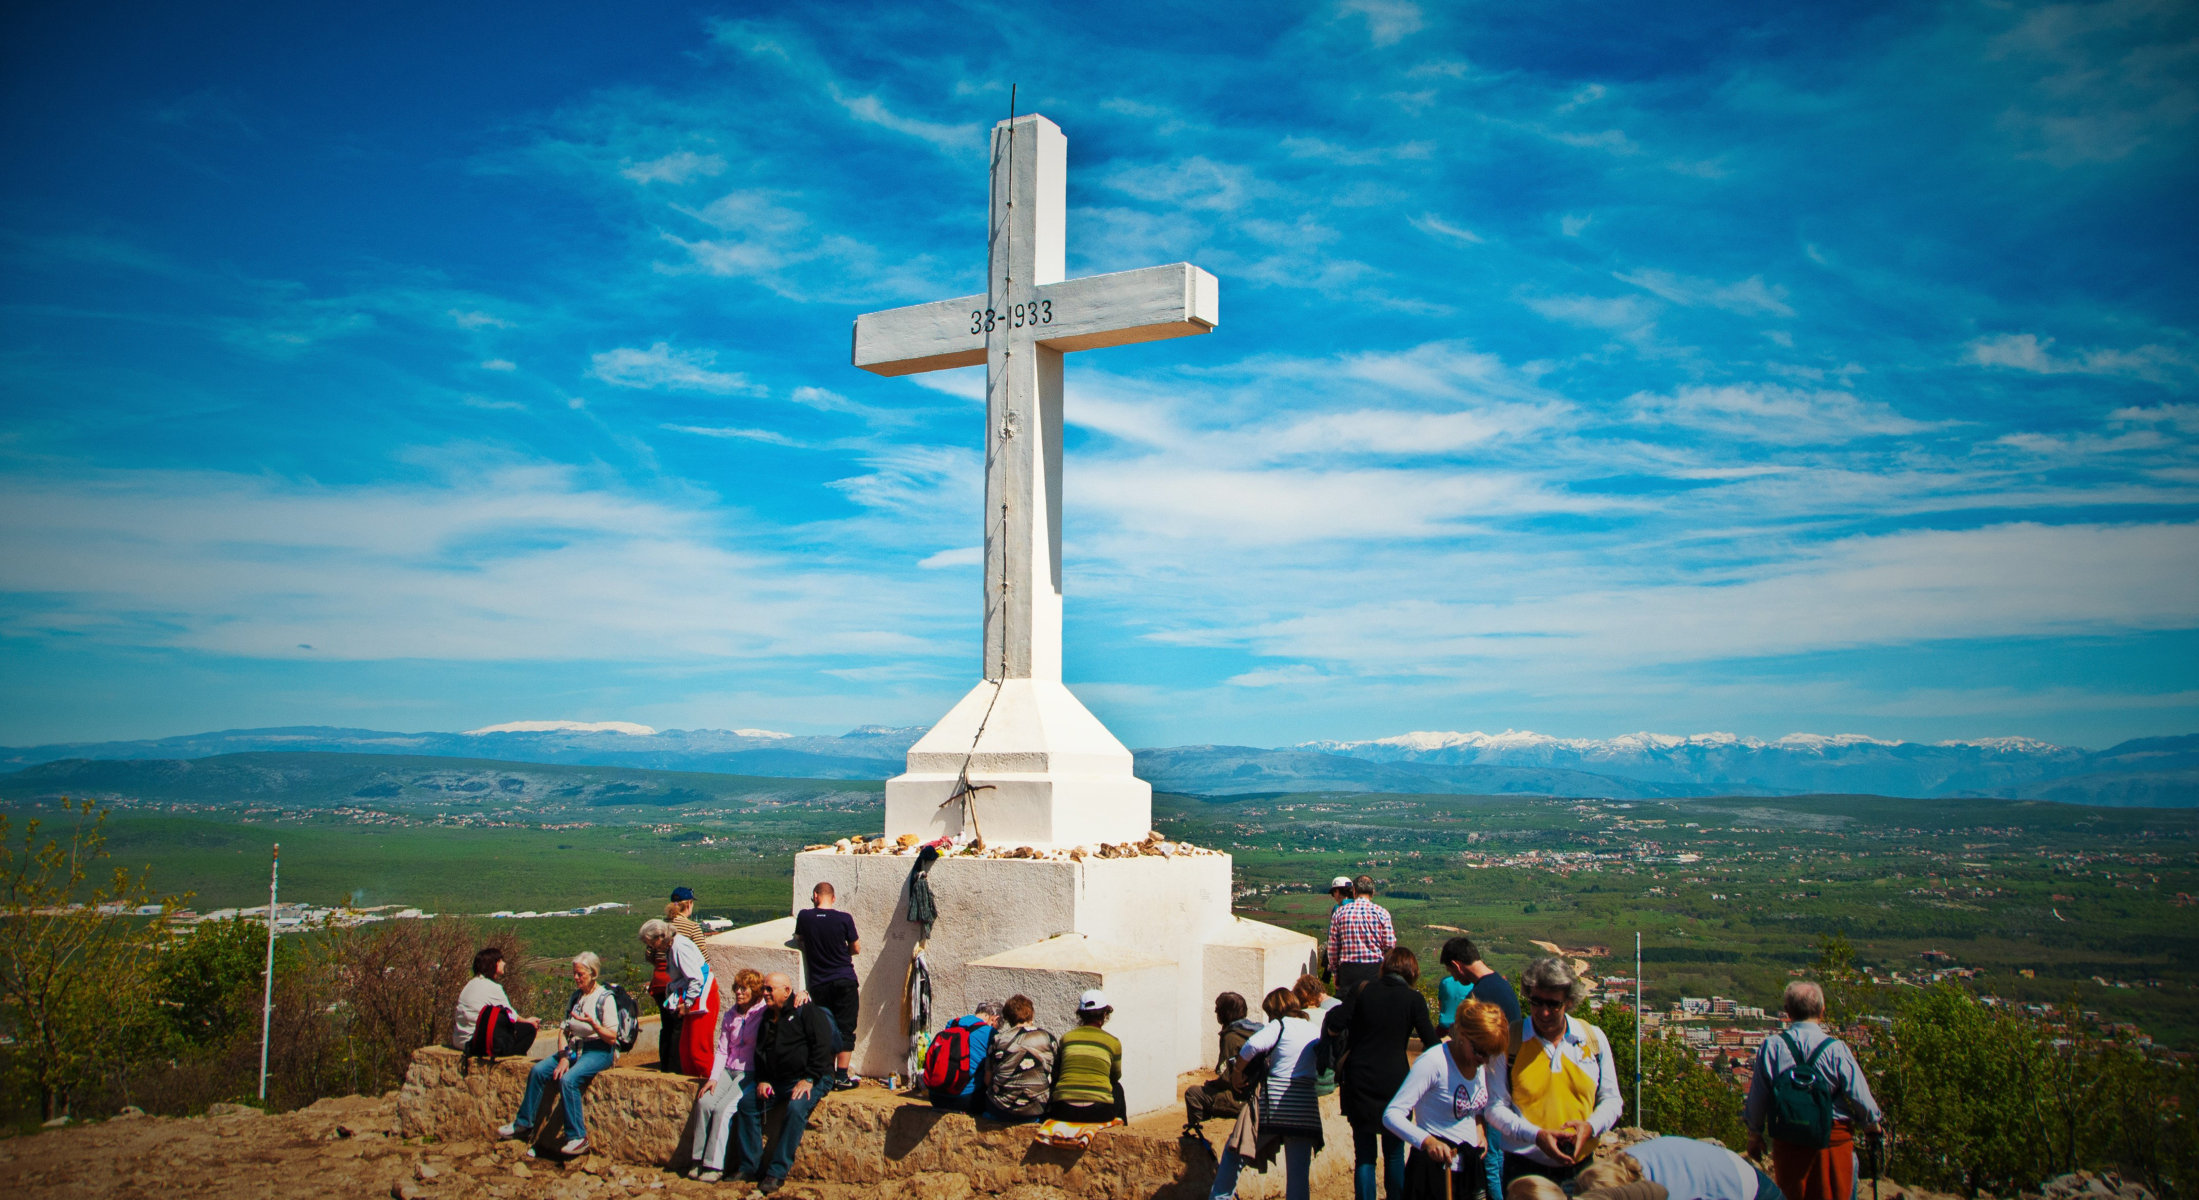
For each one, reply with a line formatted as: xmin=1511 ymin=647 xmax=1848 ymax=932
xmin=685 ymin=967 xmax=767 ymax=1182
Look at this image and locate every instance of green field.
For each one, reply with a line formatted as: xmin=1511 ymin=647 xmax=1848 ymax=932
xmin=7 ymin=751 xmax=2194 ymax=1048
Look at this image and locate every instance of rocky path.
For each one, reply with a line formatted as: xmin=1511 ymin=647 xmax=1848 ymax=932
xmin=0 ymin=1096 xmax=911 ymax=1200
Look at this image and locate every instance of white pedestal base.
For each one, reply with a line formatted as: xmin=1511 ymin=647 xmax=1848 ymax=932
xmin=704 ymin=850 xmax=1313 ymax=1116
xmin=885 ymin=678 xmax=1151 ymax=849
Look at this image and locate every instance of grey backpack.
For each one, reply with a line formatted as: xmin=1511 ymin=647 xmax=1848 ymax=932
xmin=984 ymin=1027 xmax=1056 ymax=1119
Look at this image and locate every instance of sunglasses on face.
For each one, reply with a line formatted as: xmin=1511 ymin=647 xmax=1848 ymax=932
xmin=1528 ymin=996 xmax=1568 ymax=1010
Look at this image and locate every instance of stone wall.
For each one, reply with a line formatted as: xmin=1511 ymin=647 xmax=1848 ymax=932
xmin=398 ymin=1047 xmax=1357 ymax=1199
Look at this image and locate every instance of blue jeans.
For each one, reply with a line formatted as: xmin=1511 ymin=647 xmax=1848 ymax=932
xmin=514 ymin=1048 xmax=613 ymax=1141
xmin=736 ymin=1076 xmax=831 ymax=1181
xmin=1211 ymin=1134 xmax=1315 ymax=1200
xmin=1351 ymin=1113 xmax=1404 ymax=1200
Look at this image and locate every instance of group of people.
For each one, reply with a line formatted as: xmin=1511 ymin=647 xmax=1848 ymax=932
xmin=1221 ymin=874 xmax=1880 ymax=1200
xmin=448 ymin=874 xmax=1882 ymax=1200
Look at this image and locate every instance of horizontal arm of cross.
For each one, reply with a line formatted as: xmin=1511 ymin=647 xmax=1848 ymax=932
xmin=852 ymin=262 xmax=1218 ymax=377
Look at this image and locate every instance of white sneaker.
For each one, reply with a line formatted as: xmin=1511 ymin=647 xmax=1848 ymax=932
xmin=686 ymin=1166 xmax=702 ymax=1179
xmin=559 ymin=1138 xmax=588 ymax=1156
xmin=495 ymin=1123 xmax=522 ymax=1139
xmin=697 ymin=1170 xmax=723 ymax=1183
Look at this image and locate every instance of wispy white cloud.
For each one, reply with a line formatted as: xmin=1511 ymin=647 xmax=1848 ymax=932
xmin=1627 ymin=383 xmax=1937 ymax=444
xmin=917 ymin=546 xmax=981 ymax=569
xmin=1338 ymin=0 xmax=1425 ymax=48
xmin=621 ymin=150 xmax=727 ymax=184
xmin=591 ymin=343 xmax=768 ymax=396
xmin=1615 ymin=269 xmax=1795 ymax=318
xmin=663 ymin=424 xmax=799 ymax=446
xmin=1966 ymin=332 xmax=2188 ymax=380
xmin=0 ymin=464 xmax=946 ymax=662
xmin=1409 ymin=213 xmax=1484 ymax=246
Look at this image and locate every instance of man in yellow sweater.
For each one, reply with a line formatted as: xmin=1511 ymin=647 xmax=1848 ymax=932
xmin=1487 ymin=957 xmax=1623 ymax=1192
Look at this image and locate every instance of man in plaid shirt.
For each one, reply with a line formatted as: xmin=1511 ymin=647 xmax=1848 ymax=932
xmin=1325 ymin=874 xmax=1395 ymax=996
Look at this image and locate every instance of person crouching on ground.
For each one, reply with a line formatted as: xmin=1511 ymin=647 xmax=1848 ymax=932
xmin=1047 ymin=989 xmax=1126 ymax=1122
xmin=984 ymin=993 xmax=1056 ymax=1123
xmin=499 ymin=952 xmax=620 ymax=1157
xmin=1745 ymin=981 xmax=1880 ymax=1200
xmin=735 ymin=972 xmax=837 ymax=1195
xmin=1183 ymin=991 xmax=1261 ymax=1138
xmin=641 ymin=917 xmax=717 ymax=1078
xmin=684 ymin=967 xmax=766 ymax=1183
xmin=1486 ymin=957 xmax=1621 ymax=1191
xmin=1580 ymin=1135 xmax=1780 ymax=1200
xmin=1383 ymin=999 xmax=1511 ymax=1199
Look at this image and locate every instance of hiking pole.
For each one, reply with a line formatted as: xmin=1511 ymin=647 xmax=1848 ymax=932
xmin=258 ymin=843 xmax=278 ymax=1102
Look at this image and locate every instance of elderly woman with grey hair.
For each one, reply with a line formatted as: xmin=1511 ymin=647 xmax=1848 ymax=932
xmin=1485 ymin=957 xmax=1622 ymax=1192
xmin=641 ymin=916 xmax=717 ymax=1080
xmin=499 ymin=951 xmax=623 ymax=1157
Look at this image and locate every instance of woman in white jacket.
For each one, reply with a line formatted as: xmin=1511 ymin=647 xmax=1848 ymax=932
xmin=1382 ymin=999 xmax=1512 ymax=1199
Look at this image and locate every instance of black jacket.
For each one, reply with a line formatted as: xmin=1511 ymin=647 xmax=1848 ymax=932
xmin=755 ymin=1001 xmax=836 ymax=1085
xmin=1332 ymin=973 xmax=1440 ymax=1120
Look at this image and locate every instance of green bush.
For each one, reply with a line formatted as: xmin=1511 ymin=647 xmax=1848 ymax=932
xmin=1580 ymin=1001 xmax=1746 ymax=1149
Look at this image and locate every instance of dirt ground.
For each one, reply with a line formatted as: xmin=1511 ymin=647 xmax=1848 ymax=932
xmin=0 ymin=1094 xmax=902 ymax=1200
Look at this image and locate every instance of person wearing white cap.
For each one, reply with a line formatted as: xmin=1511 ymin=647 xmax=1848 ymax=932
xmin=1320 ymin=878 xmax=1352 ymax=983
xmin=1046 ymin=989 xmax=1125 ymax=1123
xmin=1326 ymin=875 xmax=1397 ymax=997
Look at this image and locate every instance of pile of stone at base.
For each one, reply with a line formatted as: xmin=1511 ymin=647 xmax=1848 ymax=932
xmin=809 ymin=829 xmax=1222 ymax=862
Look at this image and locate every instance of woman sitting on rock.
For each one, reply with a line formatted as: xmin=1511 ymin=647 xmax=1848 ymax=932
xmin=498 ymin=952 xmax=621 ymax=1157
xmin=1046 ymin=990 xmax=1125 ymax=1123
xmin=686 ymin=967 xmax=766 ymax=1183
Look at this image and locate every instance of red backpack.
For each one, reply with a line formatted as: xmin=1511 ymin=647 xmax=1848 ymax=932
xmin=923 ymin=1021 xmax=976 ymax=1096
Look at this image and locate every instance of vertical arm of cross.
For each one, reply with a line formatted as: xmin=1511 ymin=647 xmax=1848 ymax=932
xmin=983 ymin=114 xmax=1067 ymax=681
xmin=850 ymin=112 xmax=1219 ymax=686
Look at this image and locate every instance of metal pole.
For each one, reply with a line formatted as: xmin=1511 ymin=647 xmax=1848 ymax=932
xmin=1634 ymin=930 xmax=1643 ymax=1129
xmin=258 ymin=843 xmax=279 ymax=1102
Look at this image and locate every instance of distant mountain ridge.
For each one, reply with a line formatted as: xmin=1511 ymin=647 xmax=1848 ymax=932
xmin=3 ymin=724 xmax=2193 ymax=807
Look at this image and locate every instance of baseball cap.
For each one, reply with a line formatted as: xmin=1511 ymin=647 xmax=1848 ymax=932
xmin=1077 ymin=989 xmax=1111 ymax=1013
xmin=1329 ymin=876 xmax=1353 ymax=891
xmin=669 ymin=886 xmax=695 ymax=902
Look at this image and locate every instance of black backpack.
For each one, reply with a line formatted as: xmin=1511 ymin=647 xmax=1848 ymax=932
xmin=1767 ymin=1030 xmax=1838 ymax=1148
xmin=464 ymin=1005 xmax=535 ymax=1063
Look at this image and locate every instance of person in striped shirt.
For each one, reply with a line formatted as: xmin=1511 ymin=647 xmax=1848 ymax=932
xmin=1326 ymin=875 xmax=1397 ymax=997
xmin=1047 ymin=990 xmax=1125 ymax=1123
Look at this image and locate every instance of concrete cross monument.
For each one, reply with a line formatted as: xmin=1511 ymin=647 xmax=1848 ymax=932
xmin=707 ymin=114 xmax=1310 ymax=1117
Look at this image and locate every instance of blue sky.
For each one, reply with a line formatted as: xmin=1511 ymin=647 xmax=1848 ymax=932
xmin=1 ymin=0 xmax=2194 ymax=748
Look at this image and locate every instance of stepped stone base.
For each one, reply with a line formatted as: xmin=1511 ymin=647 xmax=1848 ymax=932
xmin=398 ymin=1046 xmax=1357 ymax=1198
xmin=703 ymin=851 xmax=1314 ymax=1115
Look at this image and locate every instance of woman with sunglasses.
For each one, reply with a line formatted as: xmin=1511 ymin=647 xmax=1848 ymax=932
xmin=1485 ymin=957 xmax=1622 ymax=1192
xmin=1382 ymin=1000 xmax=1510 ymax=1198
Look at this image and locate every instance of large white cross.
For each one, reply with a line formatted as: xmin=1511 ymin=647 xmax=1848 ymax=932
xmin=853 ymin=113 xmax=1218 ymax=683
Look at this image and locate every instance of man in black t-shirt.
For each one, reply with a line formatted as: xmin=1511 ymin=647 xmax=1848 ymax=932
xmin=793 ymin=881 xmax=861 ymax=1090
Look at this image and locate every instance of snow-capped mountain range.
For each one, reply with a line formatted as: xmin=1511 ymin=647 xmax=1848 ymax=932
xmin=2 ymin=723 xmax=2193 ymax=807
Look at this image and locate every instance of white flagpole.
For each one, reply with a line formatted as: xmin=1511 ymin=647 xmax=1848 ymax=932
xmin=258 ymin=843 xmax=279 ymax=1102
xmin=1634 ymin=930 xmax=1643 ymax=1128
